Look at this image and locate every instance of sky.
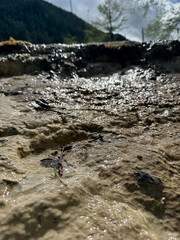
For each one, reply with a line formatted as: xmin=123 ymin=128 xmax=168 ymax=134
xmin=46 ymin=0 xmax=180 ymax=41
xmin=46 ymin=0 xmax=99 ymax=22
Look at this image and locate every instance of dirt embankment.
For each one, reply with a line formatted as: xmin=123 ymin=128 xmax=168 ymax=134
xmin=0 ymin=40 xmax=179 ymax=240
xmin=0 ymin=40 xmax=180 ymax=77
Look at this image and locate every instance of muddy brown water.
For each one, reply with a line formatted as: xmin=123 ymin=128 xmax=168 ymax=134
xmin=0 ymin=45 xmax=180 ymax=240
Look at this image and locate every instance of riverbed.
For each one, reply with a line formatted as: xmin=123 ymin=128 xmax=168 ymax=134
xmin=0 ymin=41 xmax=179 ymax=240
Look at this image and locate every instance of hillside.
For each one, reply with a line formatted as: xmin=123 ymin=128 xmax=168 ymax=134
xmin=0 ymin=0 xmax=126 ymax=44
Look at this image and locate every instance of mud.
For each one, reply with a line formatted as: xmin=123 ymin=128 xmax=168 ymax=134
xmin=0 ymin=41 xmax=180 ymax=240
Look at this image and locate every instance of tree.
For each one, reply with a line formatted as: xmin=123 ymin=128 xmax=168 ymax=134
xmin=145 ymin=1 xmax=180 ymax=40
xmin=145 ymin=16 xmax=166 ymax=40
xmin=127 ymin=0 xmax=166 ymax=41
xmin=129 ymin=0 xmax=180 ymax=41
xmin=93 ymin=0 xmax=126 ymax=41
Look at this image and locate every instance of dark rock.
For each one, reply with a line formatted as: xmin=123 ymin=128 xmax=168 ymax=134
xmin=133 ymin=171 xmax=162 ymax=185
xmin=51 ymin=151 xmax=58 ymax=157
xmin=40 ymin=158 xmax=60 ymax=168
xmin=133 ymin=171 xmax=163 ymax=199
xmin=8 ymin=87 xmax=27 ymax=96
xmin=35 ymin=99 xmax=51 ymax=110
xmin=61 ymin=145 xmax=72 ymax=152
xmin=89 ymin=134 xmax=104 ymax=142
xmin=137 ymin=155 xmax=143 ymax=160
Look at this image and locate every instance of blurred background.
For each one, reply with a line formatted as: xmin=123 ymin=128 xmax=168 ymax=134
xmin=46 ymin=0 xmax=180 ymax=41
xmin=0 ymin=0 xmax=179 ymax=43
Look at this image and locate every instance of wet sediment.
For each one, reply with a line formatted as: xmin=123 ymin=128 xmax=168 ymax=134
xmin=0 ymin=41 xmax=180 ymax=240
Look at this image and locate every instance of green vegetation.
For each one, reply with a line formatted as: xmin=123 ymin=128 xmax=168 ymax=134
xmin=129 ymin=0 xmax=180 ymax=41
xmin=0 ymin=37 xmax=30 ymax=46
xmin=145 ymin=17 xmax=167 ymax=40
xmin=146 ymin=11 xmax=180 ymax=40
xmin=0 ymin=0 xmax=125 ymax=44
xmin=93 ymin=0 xmax=126 ymax=41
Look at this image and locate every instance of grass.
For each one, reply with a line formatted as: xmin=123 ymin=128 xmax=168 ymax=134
xmin=0 ymin=37 xmax=30 ymax=46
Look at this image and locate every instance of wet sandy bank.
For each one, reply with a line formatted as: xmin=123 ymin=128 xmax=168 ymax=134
xmin=0 ymin=41 xmax=179 ymax=240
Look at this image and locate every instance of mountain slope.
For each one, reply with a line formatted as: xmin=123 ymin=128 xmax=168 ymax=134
xmin=0 ymin=0 xmax=126 ymax=44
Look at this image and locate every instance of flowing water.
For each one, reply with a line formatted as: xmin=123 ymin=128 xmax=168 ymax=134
xmin=0 ymin=42 xmax=180 ymax=240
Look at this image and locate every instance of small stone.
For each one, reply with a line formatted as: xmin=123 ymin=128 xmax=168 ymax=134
xmin=133 ymin=171 xmax=162 ymax=185
xmin=133 ymin=171 xmax=163 ymax=199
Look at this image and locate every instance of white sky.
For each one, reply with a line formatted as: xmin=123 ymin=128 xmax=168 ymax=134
xmin=45 ymin=0 xmax=179 ymax=41
xmin=46 ymin=0 xmax=99 ymax=21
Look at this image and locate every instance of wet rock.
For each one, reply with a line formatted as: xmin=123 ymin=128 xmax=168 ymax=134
xmin=40 ymin=158 xmax=60 ymax=168
xmin=133 ymin=171 xmax=163 ymax=199
xmin=7 ymin=86 xmax=27 ymax=96
xmin=35 ymin=99 xmax=51 ymax=110
xmin=133 ymin=171 xmax=162 ymax=185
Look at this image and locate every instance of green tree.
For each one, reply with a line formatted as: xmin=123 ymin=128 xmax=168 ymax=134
xmin=145 ymin=3 xmax=180 ymax=40
xmin=127 ymin=0 xmax=165 ymax=41
xmin=129 ymin=0 xmax=180 ymax=41
xmin=145 ymin=16 xmax=166 ymax=40
xmin=163 ymin=11 xmax=180 ymax=39
xmin=93 ymin=0 xmax=126 ymax=41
